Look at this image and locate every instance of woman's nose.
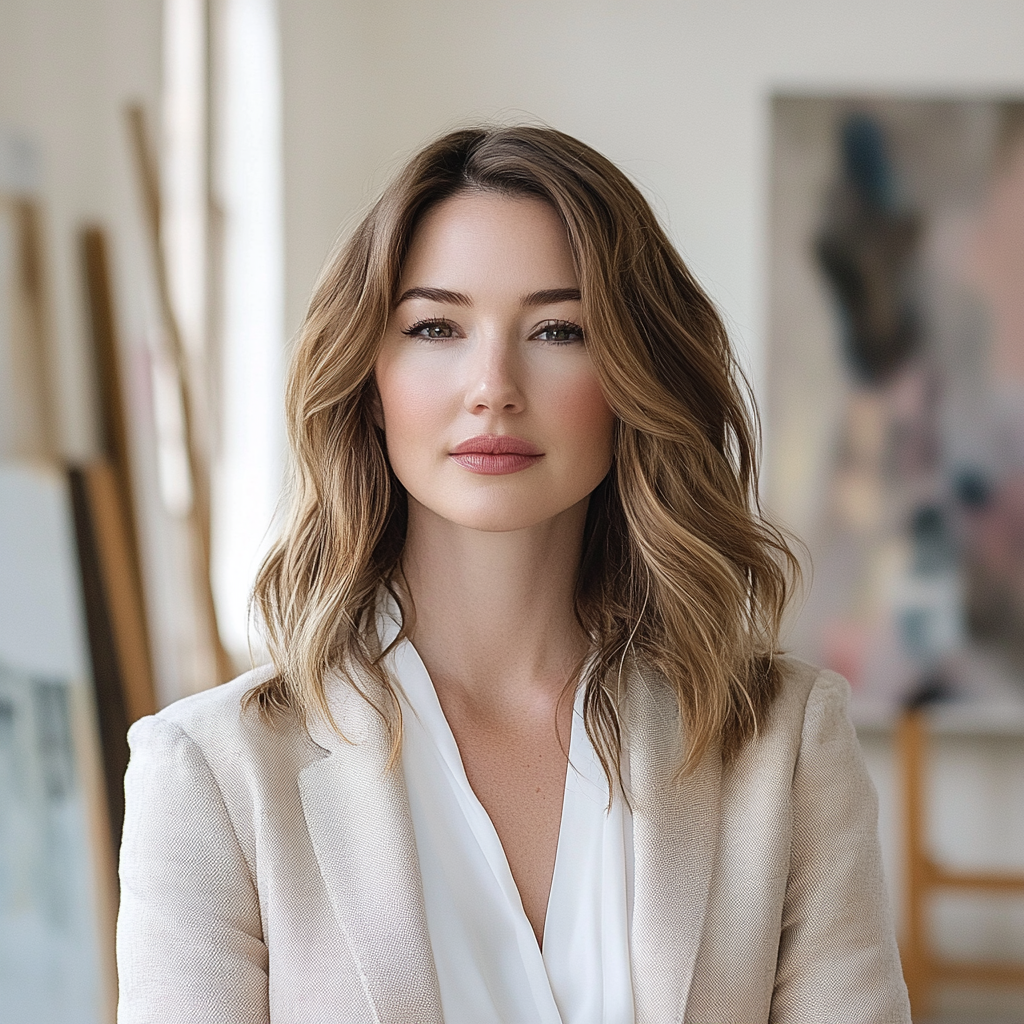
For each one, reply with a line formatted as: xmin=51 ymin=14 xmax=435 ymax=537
xmin=463 ymin=335 xmax=525 ymax=415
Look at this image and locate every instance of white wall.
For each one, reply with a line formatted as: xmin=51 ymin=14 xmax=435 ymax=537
xmin=279 ymin=0 xmax=1024 ymax=401
xmin=0 ymin=0 xmax=163 ymax=460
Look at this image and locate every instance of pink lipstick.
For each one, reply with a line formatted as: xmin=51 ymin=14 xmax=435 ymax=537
xmin=449 ymin=435 xmax=543 ymax=475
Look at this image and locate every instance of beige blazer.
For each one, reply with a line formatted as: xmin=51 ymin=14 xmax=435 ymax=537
xmin=116 ymin=658 xmax=911 ymax=1023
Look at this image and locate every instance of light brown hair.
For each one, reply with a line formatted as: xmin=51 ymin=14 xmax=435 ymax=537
xmin=248 ymin=125 xmax=799 ymax=778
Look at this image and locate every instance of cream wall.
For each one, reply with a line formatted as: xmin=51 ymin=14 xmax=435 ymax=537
xmin=0 ymin=0 xmax=162 ymax=461
xmin=279 ymin=0 xmax=1024 ymax=403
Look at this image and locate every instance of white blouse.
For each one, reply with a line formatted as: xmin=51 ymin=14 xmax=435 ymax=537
xmin=380 ymin=614 xmax=635 ymax=1024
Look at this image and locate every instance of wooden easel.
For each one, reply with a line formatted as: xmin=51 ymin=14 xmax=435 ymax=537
xmin=897 ymin=709 xmax=1024 ymax=1016
xmin=124 ymin=103 xmax=234 ymax=685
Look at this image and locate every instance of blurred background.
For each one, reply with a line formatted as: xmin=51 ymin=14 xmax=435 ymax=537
xmin=1 ymin=0 xmax=1023 ymax=1021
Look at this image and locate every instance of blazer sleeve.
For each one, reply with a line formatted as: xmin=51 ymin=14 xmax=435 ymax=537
xmin=117 ymin=714 xmax=270 ymax=1024
xmin=770 ymin=670 xmax=912 ymax=1024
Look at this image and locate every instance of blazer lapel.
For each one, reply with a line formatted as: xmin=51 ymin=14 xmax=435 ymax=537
xmin=627 ymin=669 xmax=722 ymax=1024
xmin=298 ymin=673 xmax=444 ymax=1024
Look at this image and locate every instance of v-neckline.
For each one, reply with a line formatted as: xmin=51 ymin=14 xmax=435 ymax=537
xmin=380 ymin=601 xmax=636 ymax=1024
xmin=390 ymin=634 xmax=576 ymax=948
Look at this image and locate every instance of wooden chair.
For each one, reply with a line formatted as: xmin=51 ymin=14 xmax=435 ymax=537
xmin=896 ymin=709 xmax=1024 ymax=1017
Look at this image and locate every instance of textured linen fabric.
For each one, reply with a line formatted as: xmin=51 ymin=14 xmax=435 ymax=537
xmin=392 ymin=634 xmax=634 ymax=1024
xmin=116 ymin=657 xmax=911 ymax=1024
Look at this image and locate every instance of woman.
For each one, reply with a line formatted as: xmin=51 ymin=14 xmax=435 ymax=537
xmin=117 ymin=126 xmax=911 ymax=1023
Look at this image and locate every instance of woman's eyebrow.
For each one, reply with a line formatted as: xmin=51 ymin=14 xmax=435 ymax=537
xmin=522 ymin=288 xmax=581 ymax=306
xmin=395 ymin=286 xmax=471 ymax=306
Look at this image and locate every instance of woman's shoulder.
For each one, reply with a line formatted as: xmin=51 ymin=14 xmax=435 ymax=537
xmin=731 ymin=655 xmax=860 ymax=783
xmin=770 ymin=655 xmax=852 ymax=732
xmin=627 ymin=656 xmax=856 ymax=792
xmin=138 ymin=663 xmax=271 ymax=737
xmin=127 ymin=664 xmax=319 ymax=781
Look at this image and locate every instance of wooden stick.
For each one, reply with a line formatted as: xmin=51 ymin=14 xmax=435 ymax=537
xmin=124 ymin=103 xmax=234 ymax=685
xmin=68 ymin=465 xmax=131 ymax=849
xmin=82 ymin=461 xmax=156 ymax=724
xmin=897 ymin=709 xmax=930 ymax=1017
xmin=81 ymin=226 xmax=157 ymax=721
xmin=931 ymin=959 xmax=1024 ymax=986
xmin=931 ymin=868 xmax=1024 ymax=892
xmin=3 ymin=196 xmax=58 ymax=458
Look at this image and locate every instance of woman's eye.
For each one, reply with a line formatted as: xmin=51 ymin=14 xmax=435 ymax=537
xmin=403 ymin=319 xmax=455 ymax=340
xmin=534 ymin=320 xmax=585 ymax=344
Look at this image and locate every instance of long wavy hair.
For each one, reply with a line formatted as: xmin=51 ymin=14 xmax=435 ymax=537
xmin=248 ymin=124 xmax=799 ymax=779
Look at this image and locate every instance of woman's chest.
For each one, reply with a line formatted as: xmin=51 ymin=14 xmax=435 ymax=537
xmin=446 ymin=709 xmax=571 ymax=942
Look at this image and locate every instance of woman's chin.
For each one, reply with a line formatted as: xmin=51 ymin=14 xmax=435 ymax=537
xmin=438 ymin=508 xmax=560 ymax=535
xmin=408 ymin=494 xmax=582 ymax=536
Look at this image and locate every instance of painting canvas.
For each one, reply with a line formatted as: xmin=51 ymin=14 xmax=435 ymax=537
xmin=766 ymin=96 xmax=1024 ymax=719
xmin=0 ymin=463 xmax=116 ymax=1023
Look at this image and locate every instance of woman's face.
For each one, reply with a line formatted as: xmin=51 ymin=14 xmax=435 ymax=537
xmin=375 ymin=191 xmax=616 ymax=534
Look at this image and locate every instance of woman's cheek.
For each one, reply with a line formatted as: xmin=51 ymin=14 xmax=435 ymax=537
xmin=378 ymin=352 xmax=453 ymax=438
xmin=552 ymin=369 xmax=615 ymax=465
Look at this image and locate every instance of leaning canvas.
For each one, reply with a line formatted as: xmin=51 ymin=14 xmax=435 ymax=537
xmin=0 ymin=462 xmax=116 ymax=1024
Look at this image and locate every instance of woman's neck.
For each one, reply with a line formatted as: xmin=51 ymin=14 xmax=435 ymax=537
xmin=399 ymin=495 xmax=590 ymax=715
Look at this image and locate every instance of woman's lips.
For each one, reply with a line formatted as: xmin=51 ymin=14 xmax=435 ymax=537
xmin=449 ymin=435 xmax=543 ymax=475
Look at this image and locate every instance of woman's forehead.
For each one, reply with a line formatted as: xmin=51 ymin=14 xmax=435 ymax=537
xmin=398 ymin=192 xmax=579 ymax=300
